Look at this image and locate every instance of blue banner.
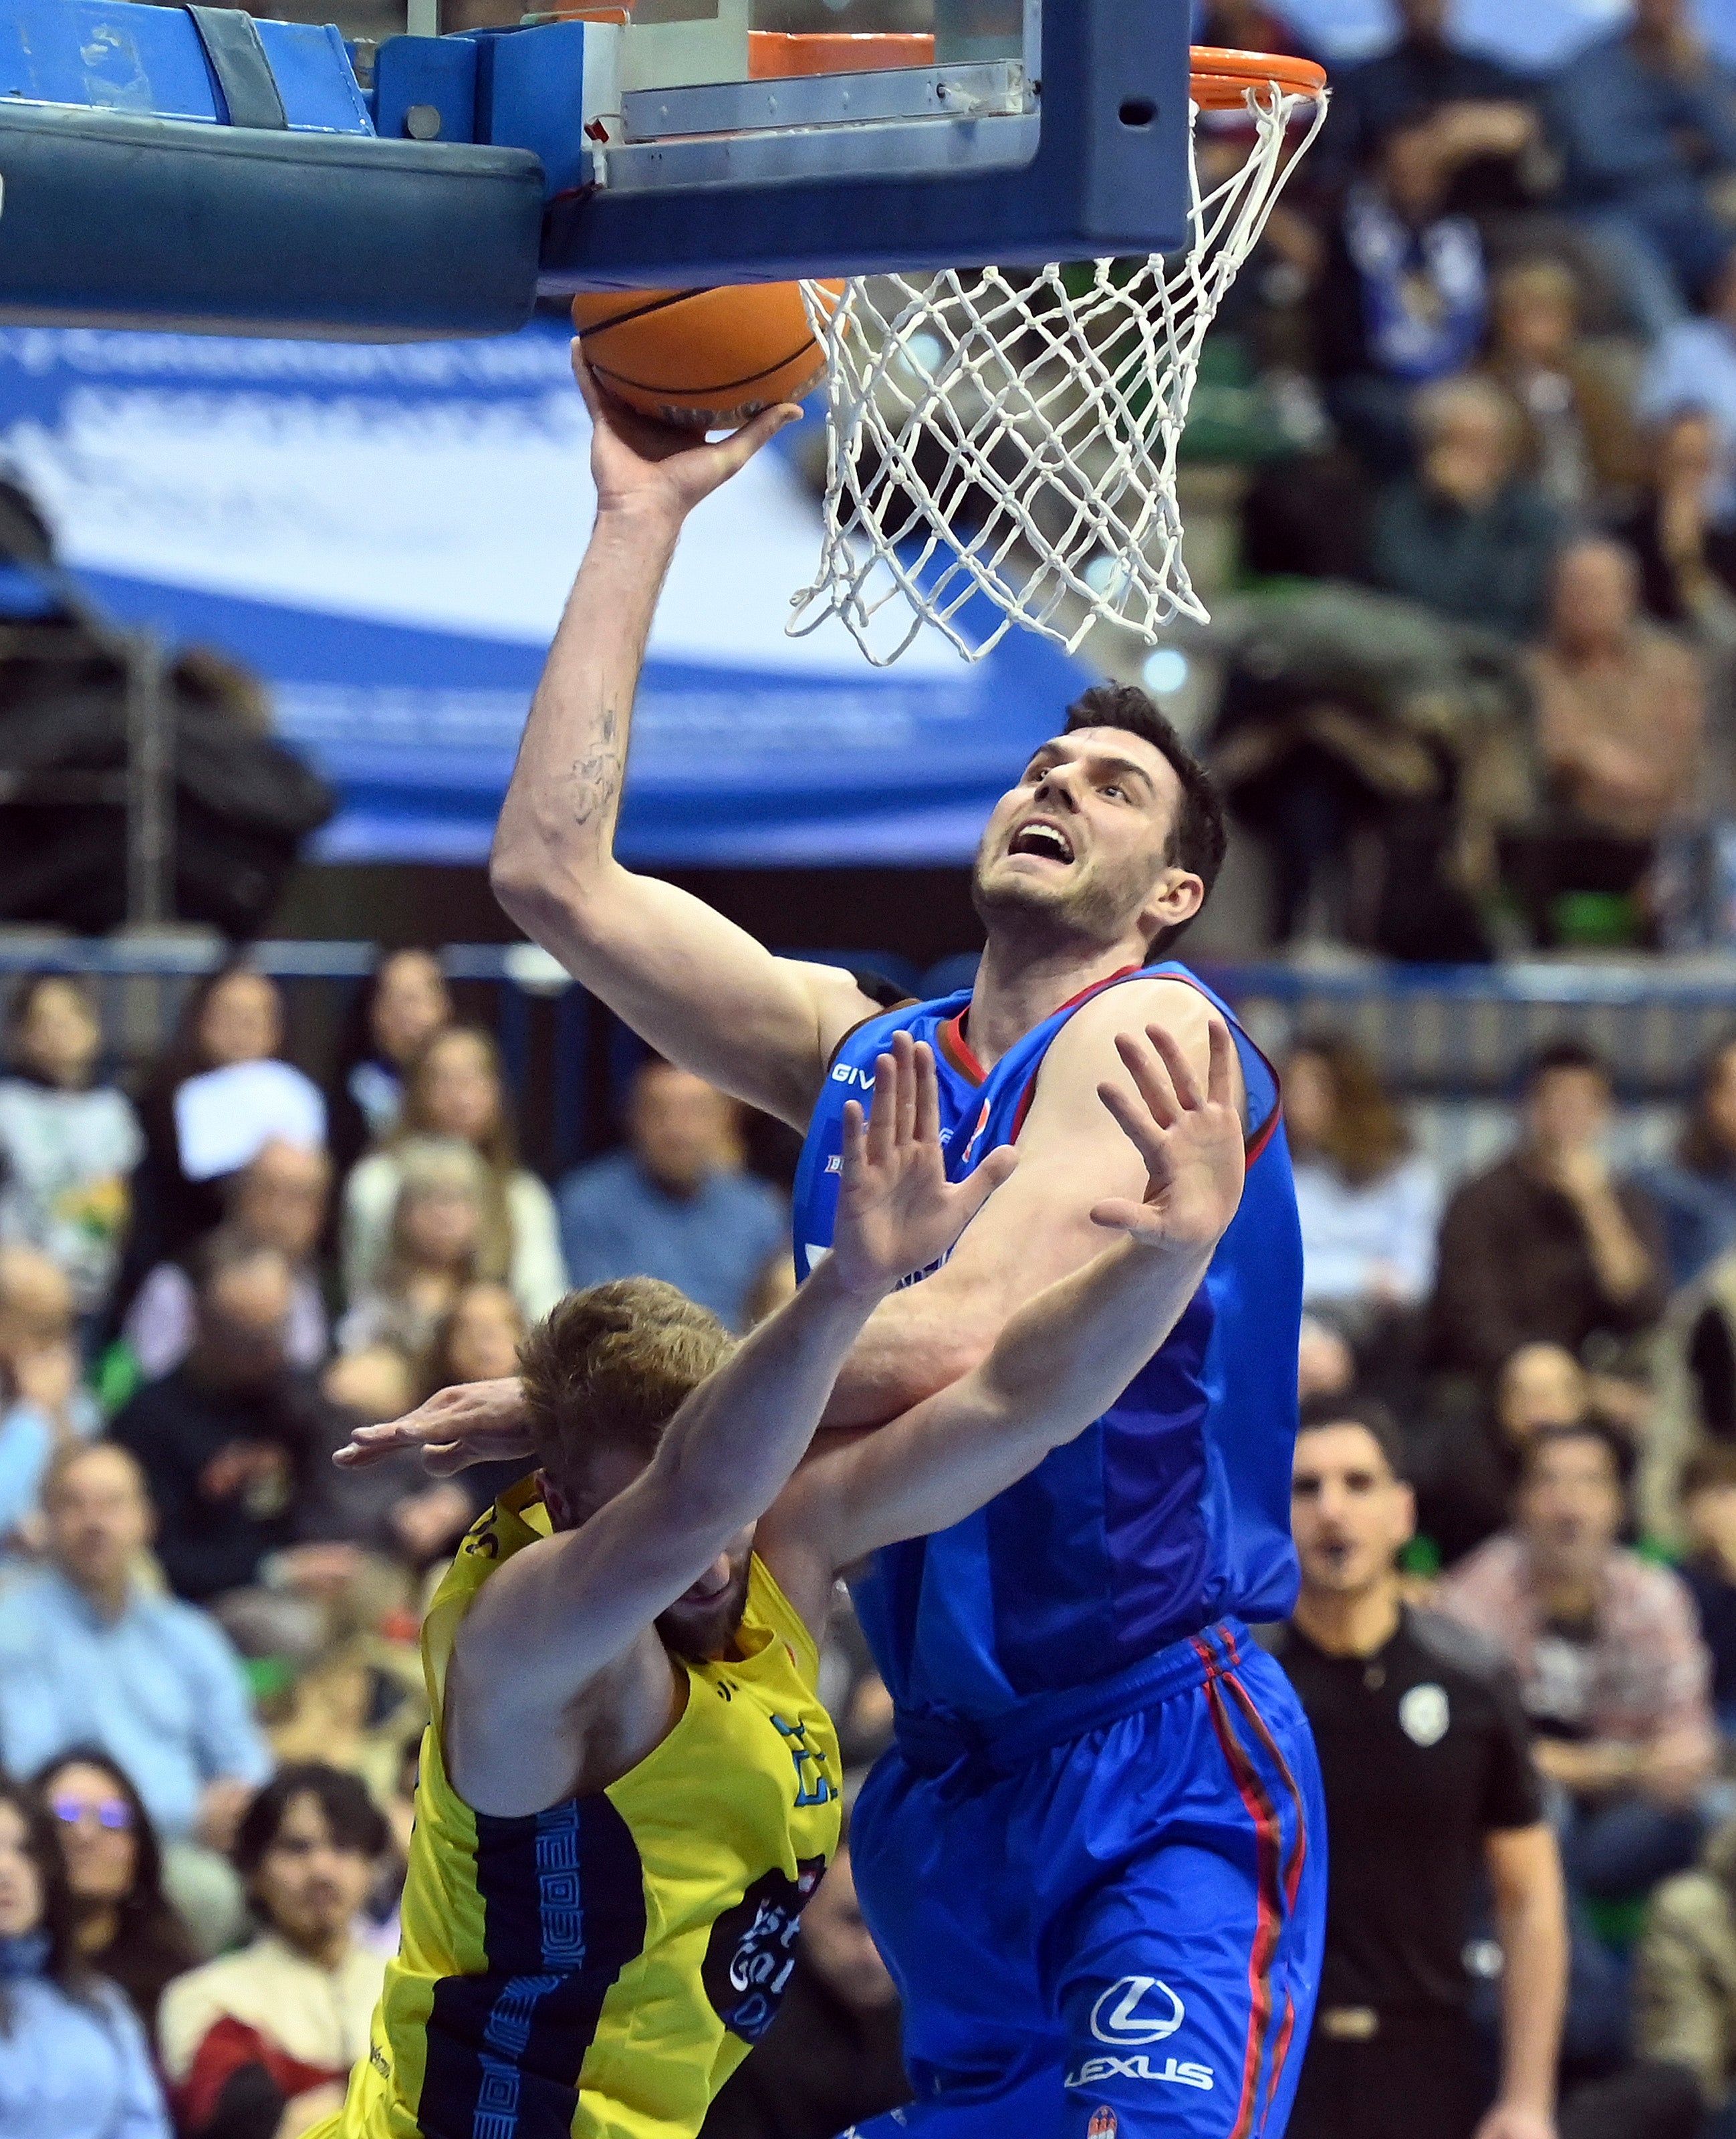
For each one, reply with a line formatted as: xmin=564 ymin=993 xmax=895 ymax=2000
xmin=0 ymin=320 xmax=1090 ymax=866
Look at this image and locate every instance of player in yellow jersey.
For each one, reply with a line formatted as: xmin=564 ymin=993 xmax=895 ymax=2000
xmin=325 ymin=1020 xmax=1245 ymax=2139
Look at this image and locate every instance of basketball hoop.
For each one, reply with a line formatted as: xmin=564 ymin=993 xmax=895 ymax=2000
xmin=788 ymin=47 xmax=1329 ymax=666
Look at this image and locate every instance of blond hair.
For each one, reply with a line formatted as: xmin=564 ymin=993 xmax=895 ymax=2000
xmin=519 ymin=1279 xmax=735 ymax=1481
xmin=386 ymin=1136 xmax=506 ymax=1286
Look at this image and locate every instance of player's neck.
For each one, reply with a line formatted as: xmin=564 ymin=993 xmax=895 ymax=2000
xmin=1291 ymin=1577 xmax=1402 ymax=1660
xmin=966 ymin=936 xmax=1148 ymax=1074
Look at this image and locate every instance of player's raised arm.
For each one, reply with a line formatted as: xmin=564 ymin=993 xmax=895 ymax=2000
xmin=759 ymin=1017 xmax=1244 ymax=1618
xmin=489 ymin=354 xmax=882 ymax=1128
xmin=446 ymin=1037 xmax=1014 ymax=1720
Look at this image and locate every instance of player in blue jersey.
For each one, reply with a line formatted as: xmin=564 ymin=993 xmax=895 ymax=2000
xmin=351 ymin=362 xmax=1325 ymax=2138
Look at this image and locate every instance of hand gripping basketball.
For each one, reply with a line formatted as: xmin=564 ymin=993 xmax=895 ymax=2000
xmin=1090 ymin=1017 xmax=1245 ymax=1253
xmin=572 ymin=343 xmax=799 ymax=523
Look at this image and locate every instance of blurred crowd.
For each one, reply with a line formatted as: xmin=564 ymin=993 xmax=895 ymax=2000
xmin=19 ymin=1 xmax=1736 ymax=2128
xmin=11 ymin=945 xmax=1736 ymax=2133
xmin=0 ymin=951 xmax=878 ymax=2139
xmin=1189 ymin=0 xmax=1736 ymax=960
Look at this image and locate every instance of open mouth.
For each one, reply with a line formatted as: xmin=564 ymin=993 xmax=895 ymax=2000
xmin=1007 ymin=820 xmax=1076 ymax=866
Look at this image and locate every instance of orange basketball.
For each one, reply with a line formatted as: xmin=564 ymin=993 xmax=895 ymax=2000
xmin=571 ymin=281 xmax=842 ymax=431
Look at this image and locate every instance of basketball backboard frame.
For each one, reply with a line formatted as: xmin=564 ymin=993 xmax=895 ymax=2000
xmin=534 ymin=0 xmax=1195 ymax=290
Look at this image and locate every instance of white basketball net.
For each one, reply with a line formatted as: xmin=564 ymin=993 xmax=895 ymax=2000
xmin=789 ymin=80 xmax=1328 ymax=666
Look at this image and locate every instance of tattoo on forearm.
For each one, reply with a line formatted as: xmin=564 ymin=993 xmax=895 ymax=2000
xmin=570 ymin=707 xmax=622 ymax=828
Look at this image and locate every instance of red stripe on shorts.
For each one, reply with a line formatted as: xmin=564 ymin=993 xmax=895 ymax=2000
xmin=1205 ymin=1673 xmax=1285 ymax=2139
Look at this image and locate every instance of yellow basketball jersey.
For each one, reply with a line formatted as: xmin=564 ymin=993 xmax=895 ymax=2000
xmin=319 ymin=1477 xmax=842 ymax=2139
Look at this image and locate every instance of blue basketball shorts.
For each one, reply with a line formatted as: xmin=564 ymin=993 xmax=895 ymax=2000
xmin=841 ymin=1622 xmax=1326 ymax=2139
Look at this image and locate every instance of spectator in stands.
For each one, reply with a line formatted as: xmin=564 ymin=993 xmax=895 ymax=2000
xmin=0 ymin=1244 xmax=98 ymax=1557
xmin=1679 ymin=1445 xmax=1736 ymax=1739
xmin=1642 ymin=1244 xmax=1736 ymax=1549
xmin=1527 ymin=535 xmax=1705 ymax=845
xmin=1439 ymin=1422 xmax=1719 ymax=1904
xmin=120 ymin=964 xmax=326 ymax=1311
xmin=1634 ymin=1811 xmax=1736 ymax=2127
xmin=1315 ymin=114 xmax=1495 ymax=475
xmin=1367 ymin=375 xmax=1562 ymax=638
xmin=324 ymin=948 xmax=453 ymax=1178
xmin=341 ymin=1025 xmax=565 ymax=1324
xmin=124 ymin=1139 xmax=332 ymax=1384
xmin=1636 ymin=1035 xmax=1736 ymax=1289
xmin=1412 ymin=1339 xmax=1596 ymax=1569
xmin=1640 ymin=248 xmax=1736 ymax=507
xmin=336 ymin=1138 xmax=491 ymax=1362
xmin=318 ymin=1344 xmax=478 ymax=1567
xmin=158 ymin=1765 xmax=387 ymax=2139
xmin=1318 ymin=0 xmax=1540 ymax=196
xmin=111 ymin=1239 xmax=336 ymax=1602
xmin=0 ymin=1776 xmax=169 ymax=2139
xmin=0 ymin=974 xmax=141 ymax=1317
xmin=1281 ymin=1032 xmax=1440 ymax=1331
xmin=34 ymin=1748 xmax=197 ymax=2038
xmin=1545 ymin=0 xmax=1736 ymax=338
xmin=1479 ymin=257 xmax=1644 ymax=514
xmin=557 ymin=1060 xmax=787 ymax=1335
xmin=1430 ymin=1041 xmax=1667 ymax=1384
xmin=1617 ymin=407 xmax=1736 ymax=637
xmin=424 ymin=1279 xmax=525 ymax=1395
xmin=702 ymin=1837 xmax=911 ymax=2139
xmin=1273 ymin=1398 xmax=1567 ymax=2139
xmin=1299 ymin=1312 xmax=1358 ymax=1408
xmin=0 ymin=1441 xmax=270 ymax=1946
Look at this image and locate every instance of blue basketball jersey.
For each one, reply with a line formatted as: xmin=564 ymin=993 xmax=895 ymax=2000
xmin=791 ymin=962 xmax=1304 ymax=1723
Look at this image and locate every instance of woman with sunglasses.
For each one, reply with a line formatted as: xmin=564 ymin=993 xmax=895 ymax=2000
xmin=33 ymin=1750 xmax=197 ymax=2039
xmin=0 ymin=1773 xmax=169 ymax=2138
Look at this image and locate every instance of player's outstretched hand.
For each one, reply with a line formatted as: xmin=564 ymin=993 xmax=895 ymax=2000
xmin=332 ymin=1375 xmax=533 ymax=1479
xmin=1090 ymin=1017 xmax=1245 ymax=1252
xmin=830 ymin=1031 xmax=1016 ymax=1299
xmin=572 ymin=344 xmax=800 ymax=524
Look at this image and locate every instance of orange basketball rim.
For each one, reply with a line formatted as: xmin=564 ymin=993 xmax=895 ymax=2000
xmin=1189 ymin=45 xmax=1329 ymax=110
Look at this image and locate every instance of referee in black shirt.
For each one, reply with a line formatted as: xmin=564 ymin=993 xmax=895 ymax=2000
xmin=1271 ymin=1397 xmax=1566 ymax=2139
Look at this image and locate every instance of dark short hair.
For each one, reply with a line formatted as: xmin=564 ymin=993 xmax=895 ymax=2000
xmin=1521 ymin=1039 xmax=1612 ymax=1094
xmin=1296 ymin=1394 xmax=1408 ymax=1481
xmin=1681 ymin=1444 xmax=1736 ymax=1501
xmin=1519 ymin=1419 xmax=1630 ymax=1488
xmin=519 ymin=1279 xmax=733 ymax=1483
xmin=232 ymin=1763 xmax=388 ymax=1876
xmin=1063 ymin=682 xmax=1227 ymax=949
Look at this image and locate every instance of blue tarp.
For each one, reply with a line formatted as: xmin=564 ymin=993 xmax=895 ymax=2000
xmin=0 ymin=320 xmax=1090 ymax=866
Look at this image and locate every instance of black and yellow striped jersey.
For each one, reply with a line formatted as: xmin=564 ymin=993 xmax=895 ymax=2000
xmin=316 ymin=1476 xmax=842 ymax=2138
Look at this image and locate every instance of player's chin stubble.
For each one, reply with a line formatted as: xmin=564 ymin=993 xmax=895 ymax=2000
xmin=656 ymin=1563 xmax=752 ymax=1664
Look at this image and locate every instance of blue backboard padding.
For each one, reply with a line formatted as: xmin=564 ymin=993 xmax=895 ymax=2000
xmin=372 ymin=33 xmax=479 ymax=148
xmin=0 ymin=103 xmax=541 ymax=336
xmin=475 ymin=21 xmax=592 ymax=200
xmin=0 ymin=0 xmax=371 ymax=133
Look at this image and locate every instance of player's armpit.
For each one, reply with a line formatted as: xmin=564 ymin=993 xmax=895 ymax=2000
xmin=820 ymin=978 xmax=1247 ymax=1430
